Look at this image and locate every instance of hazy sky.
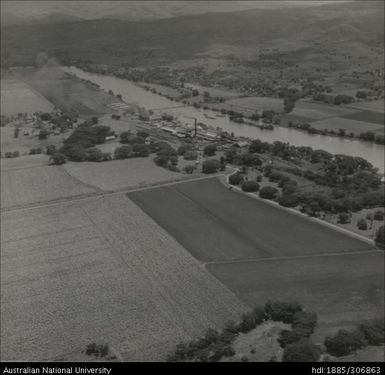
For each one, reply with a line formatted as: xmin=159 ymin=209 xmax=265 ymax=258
xmin=2 ymin=1 xmax=350 ymax=19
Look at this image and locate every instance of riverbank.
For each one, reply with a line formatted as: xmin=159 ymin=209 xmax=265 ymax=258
xmin=62 ymin=66 xmax=385 ymax=172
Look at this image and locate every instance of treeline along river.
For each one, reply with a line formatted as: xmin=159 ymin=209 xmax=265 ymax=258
xmin=63 ymin=66 xmax=385 ymax=172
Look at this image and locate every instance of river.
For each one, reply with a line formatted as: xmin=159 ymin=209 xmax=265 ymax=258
xmin=63 ymin=66 xmax=385 ymax=171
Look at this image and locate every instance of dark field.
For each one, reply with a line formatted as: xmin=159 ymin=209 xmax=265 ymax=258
xmin=129 ymin=177 xmax=384 ymax=331
xmin=341 ymin=110 xmax=384 ymax=126
xmin=207 ymin=252 xmax=384 ymax=328
xmin=128 ymin=178 xmax=374 ymax=262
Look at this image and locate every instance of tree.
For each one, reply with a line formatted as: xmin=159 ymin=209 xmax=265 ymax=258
xmin=357 ymin=218 xmax=368 ymax=230
xmin=14 ymin=128 xmax=19 ymax=138
xmin=229 ymin=173 xmax=244 ymax=186
xmin=38 ymin=129 xmax=49 ymax=140
xmin=49 ymin=152 xmax=66 ymax=165
xmin=264 ymin=301 xmax=303 ymax=323
xmin=132 ymin=143 xmax=150 ymax=157
xmin=241 ymin=181 xmax=260 ymax=192
xmin=183 ymin=165 xmax=195 ymax=174
xmin=203 ymin=144 xmax=217 ymax=157
xmin=375 ymin=226 xmax=384 ymax=249
xmin=279 ymin=194 xmax=299 ymax=208
xmin=46 ymin=145 xmax=57 ymax=155
xmin=114 ymin=145 xmax=133 ymax=159
xmin=85 ymin=147 xmax=104 ymax=162
xmin=283 ymin=97 xmax=296 ymax=113
xmin=283 ymin=340 xmax=321 ymax=362
xmin=202 ymin=159 xmax=220 ymax=174
xmin=259 ymin=186 xmax=279 ymax=200
xmin=324 ymin=329 xmax=367 ymax=357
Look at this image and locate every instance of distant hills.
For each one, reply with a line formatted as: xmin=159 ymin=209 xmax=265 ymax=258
xmin=1 ymin=0 xmax=344 ymax=25
xmin=1 ymin=1 xmax=383 ymax=68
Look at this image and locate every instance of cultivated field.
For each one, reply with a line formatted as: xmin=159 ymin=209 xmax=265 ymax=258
xmin=290 ymin=100 xmax=359 ymax=121
xmin=0 ymin=194 xmax=246 ymax=361
xmin=1 ymin=157 xmax=97 ymax=209
xmin=207 ymin=252 xmax=384 ymax=331
xmin=1 ymin=79 xmax=54 ymax=116
xmin=129 ymin=178 xmax=375 ymax=262
xmin=129 ymin=177 xmax=384 ymax=336
xmin=341 ymin=110 xmax=384 ymax=125
xmin=64 ymin=157 xmax=194 ymax=191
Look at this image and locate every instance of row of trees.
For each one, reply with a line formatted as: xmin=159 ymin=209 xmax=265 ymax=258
xmin=167 ymin=301 xmax=319 ymax=362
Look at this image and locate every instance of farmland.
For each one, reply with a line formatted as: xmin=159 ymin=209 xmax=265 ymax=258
xmin=309 ymin=117 xmax=383 ymax=135
xmin=129 ymin=177 xmax=384 ymax=335
xmin=129 ymin=178 xmax=375 ymax=262
xmin=0 ymin=194 xmax=246 ymax=361
xmin=63 ymin=157 xmax=198 ymax=192
xmin=1 ymin=79 xmax=54 ymax=116
xmin=1 ymin=156 xmax=98 ymax=209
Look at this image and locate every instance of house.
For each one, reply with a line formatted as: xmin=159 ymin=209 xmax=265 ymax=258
xmin=105 ymin=135 xmax=116 ymax=142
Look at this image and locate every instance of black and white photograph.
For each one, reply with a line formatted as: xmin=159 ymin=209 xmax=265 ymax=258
xmin=0 ymin=0 xmax=384 ymax=368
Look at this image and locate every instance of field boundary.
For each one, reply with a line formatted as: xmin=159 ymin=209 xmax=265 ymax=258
xmin=222 ymin=174 xmax=376 ymax=247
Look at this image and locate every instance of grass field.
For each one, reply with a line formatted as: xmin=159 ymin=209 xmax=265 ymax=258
xmin=224 ymin=96 xmax=283 ymax=113
xmin=310 ymin=117 xmax=383 ymax=135
xmin=341 ymin=110 xmax=384 ymax=125
xmin=1 ymin=79 xmax=54 ymax=116
xmin=128 ymin=177 xmax=384 ymax=337
xmin=64 ymin=157 xmax=195 ymax=191
xmin=1 ymin=125 xmax=67 ymax=155
xmin=0 ymin=194 xmax=245 ymax=361
xmin=1 ymin=157 xmax=97 ymax=209
xmin=349 ymin=100 xmax=385 ymax=114
xmin=128 ymin=178 xmax=375 ymax=262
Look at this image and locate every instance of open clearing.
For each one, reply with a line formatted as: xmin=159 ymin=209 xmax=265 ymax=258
xmin=0 ymin=194 xmax=245 ymax=361
xmin=128 ymin=178 xmax=375 ymax=262
xmin=1 ymin=156 xmax=97 ymax=209
xmin=129 ymin=177 xmax=383 ymax=333
xmin=64 ymin=157 xmax=193 ymax=191
xmin=1 ymin=79 xmax=54 ymax=116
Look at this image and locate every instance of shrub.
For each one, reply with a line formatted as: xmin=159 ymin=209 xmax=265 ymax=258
xmin=202 ymin=159 xmax=220 ymax=174
xmin=283 ymin=340 xmax=321 ymax=362
xmin=12 ymin=151 xmax=20 ymax=158
xmin=259 ymin=186 xmax=279 ymax=200
xmin=229 ymin=173 xmax=244 ymax=186
xmin=38 ymin=129 xmax=49 ymax=140
xmin=132 ymin=143 xmax=150 ymax=157
xmin=338 ymin=212 xmax=351 ymax=224
xmin=375 ymin=226 xmax=384 ymax=249
xmin=241 ymin=181 xmax=260 ymax=192
xmin=46 ymin=145 xmax=57 ymax=155
xmin=373 ymin=210 xmax=384 ymax=221
xmin=357 ymin=218 xmax=368 ymax=230
xmin=49 ymin=152 xmax=66 ymax=165
xmin=183 ymin=165 xmax=195 ymax=174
